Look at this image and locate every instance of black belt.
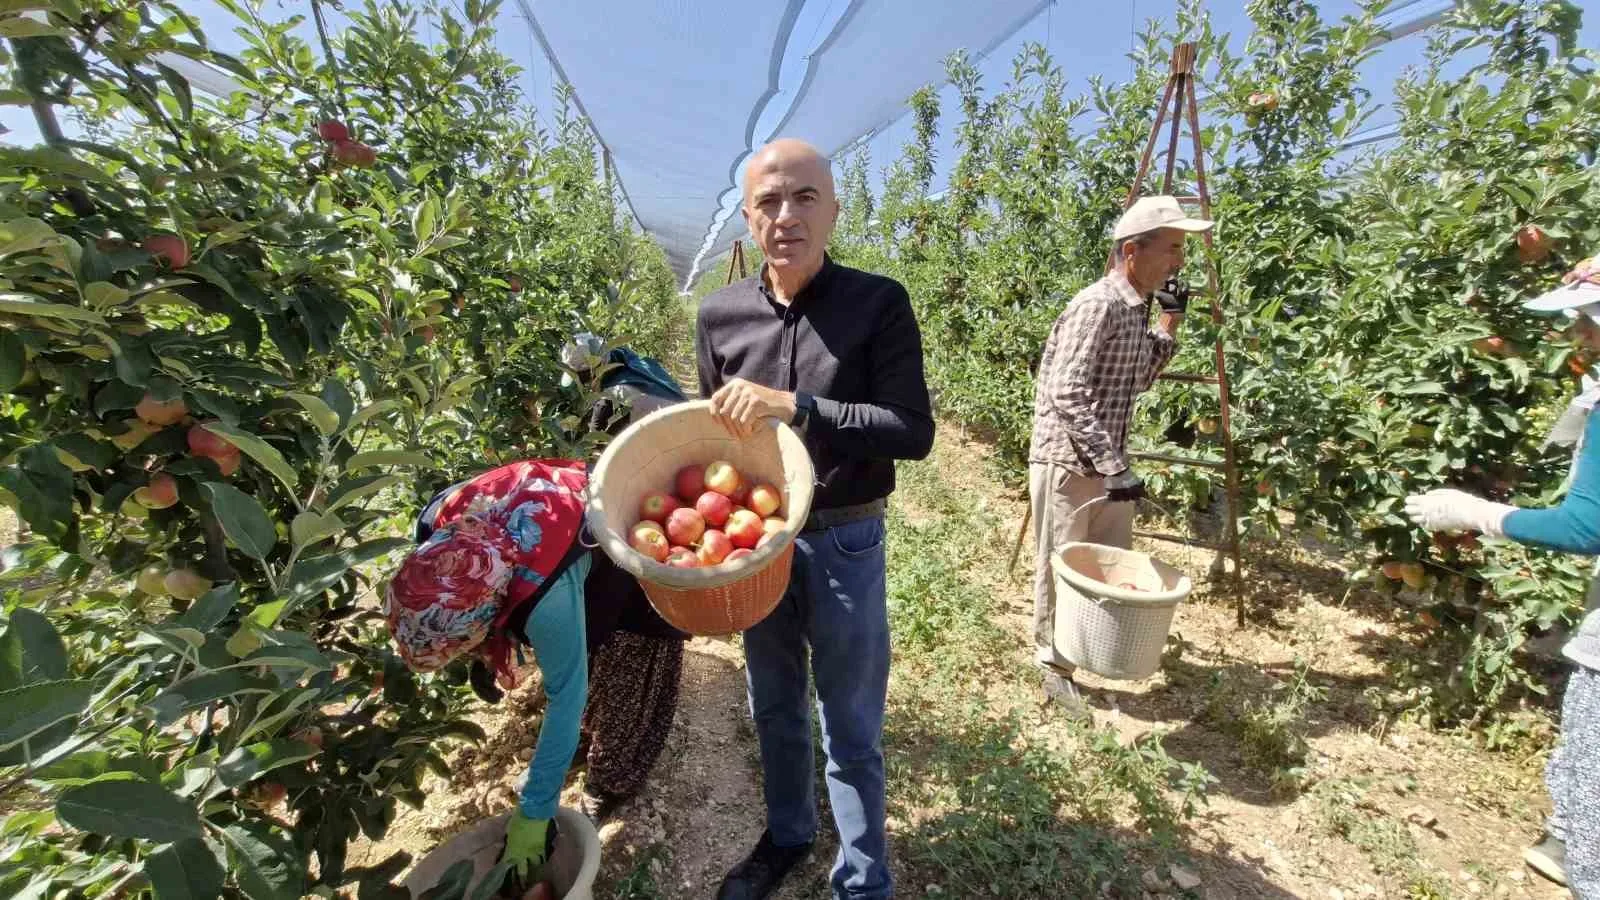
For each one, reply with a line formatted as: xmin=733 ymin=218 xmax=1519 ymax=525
xmin=802 ymin=499 xmax=886 ymax=533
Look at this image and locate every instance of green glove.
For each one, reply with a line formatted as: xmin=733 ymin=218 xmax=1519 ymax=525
xmin=502 ymin=812 xmax=552 ymax=879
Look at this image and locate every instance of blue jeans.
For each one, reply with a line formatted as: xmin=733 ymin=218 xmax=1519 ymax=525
xmin=743 ymin=515 xmax=893 ymax=900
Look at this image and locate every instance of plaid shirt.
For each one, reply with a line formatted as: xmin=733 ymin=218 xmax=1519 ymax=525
xmin=1028 ymin=271 xmax=1177 ymax=476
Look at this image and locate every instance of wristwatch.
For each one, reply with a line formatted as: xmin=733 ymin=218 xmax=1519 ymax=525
xmin=791 ymin=391 xmax=815 ymax=433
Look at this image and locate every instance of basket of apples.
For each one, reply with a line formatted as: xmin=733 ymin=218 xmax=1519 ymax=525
xmin=585 ymin=400 xmax=815 ymax=635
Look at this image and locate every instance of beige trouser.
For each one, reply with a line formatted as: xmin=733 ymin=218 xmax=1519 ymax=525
xmin=1029 ymin=461 xmax=1135 ymax=673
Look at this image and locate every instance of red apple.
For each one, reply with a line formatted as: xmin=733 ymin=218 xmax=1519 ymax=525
xmin=187 ymin=422 xmax=234 ymax=459
xmin=726 ymin=509 xmax=763 ymax=549
xmin=164 ymin=568 xmax=213 ymax=601
xmin=136 ymin=565 xmax=167 ymax=596
xmin=134 ymin=473 xmax=179 ymax=510
xmin=696 ymin=491 xmax=734 ymax=528
xmin=725 ymin=548 xmax=753 ymax=563
xmin=727 ymin=482 xmax=750 ymax=507
xmin=697 ymin=530 xmax=733 ymax=566
xmin=748 ymin=483 xmax=782 ymax=518
xmin=704 ymin=460 xmax=741 ymax=497
xmin=316 ymin=120 xmax=350 ymax=142
xmin=418 ymin=325 xmax=435 ymax=344
xmin=763 ymin=517 xmax=785 ymax=537
xmin=665 ymin=508 xmax=706 ymax=547
xmin=629 ymin=521 xmax=670 ymax=562
xmin=1247 ymin=91 xmax=1279 ymax=111
xmin=214 ymin=448 xmax=241 ymax=477
xmin=675 ymin=465 xmax=706 ymax=503
xmin=639 ymin=491 xmax=680 ymax=524
xmin=508 ymin=276 xmax=523 ymax=293
xmin=292 ymin=726 xmax=324 ymax=749
xmin=1516 ymin=224 xmax=1552 ymax=264
xmin=665 ymin=546 xmax=698 ymax=568
xmin=135 ymin=393 xmax=188 ymax=427
xmin=332 ymin=140 xmax=377 ymax=168
xmin=142 ymin=234 xmax=190 ymax=269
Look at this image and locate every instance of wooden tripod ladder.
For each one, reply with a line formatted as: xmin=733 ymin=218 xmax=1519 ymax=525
xmin=1122 ymin=42 xmax=1244 ymax=616
xmin=724 ymin=240 xmax=750 ymax=285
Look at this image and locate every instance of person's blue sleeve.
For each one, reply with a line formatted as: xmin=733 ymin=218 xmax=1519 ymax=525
xmin=516 ymin=555 xmax=591 ymax=820
xmin=1504 ymin=411 xmax=1600 ymax=555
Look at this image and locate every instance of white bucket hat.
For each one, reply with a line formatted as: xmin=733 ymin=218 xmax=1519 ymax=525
xmin=1112 ymin=195 xmax=1214 ymax=241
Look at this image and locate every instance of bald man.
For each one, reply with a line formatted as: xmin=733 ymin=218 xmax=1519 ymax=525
xmin=695 ymin=138 xmax=933 ymax=900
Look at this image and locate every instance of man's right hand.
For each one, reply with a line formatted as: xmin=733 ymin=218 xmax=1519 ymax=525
xmin=1104 ymin=469 xmax=1145 ymax=504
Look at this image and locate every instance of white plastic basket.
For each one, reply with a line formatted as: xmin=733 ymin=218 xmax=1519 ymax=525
xmin=402 ymin=807 xmax=600 ymax=899
xmin=1051 ymin=542 xmax=1191 ymax=681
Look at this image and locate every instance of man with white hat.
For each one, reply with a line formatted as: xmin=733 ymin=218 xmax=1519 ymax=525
xmin=1026 ymin=195 xmax=1212 ymax=711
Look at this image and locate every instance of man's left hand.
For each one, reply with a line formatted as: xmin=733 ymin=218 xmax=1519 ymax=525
xmin=709 ymin=379 xmax=797 ymax=438
xmin=1154 ymin=278 xmax=1191 ymax=314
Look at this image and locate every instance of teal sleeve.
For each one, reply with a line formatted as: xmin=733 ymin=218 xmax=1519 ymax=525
xmin=1504 ymin=411 xmax=1600 ymax=555
xmin=517 ymin=554 xmax=591 ymax=820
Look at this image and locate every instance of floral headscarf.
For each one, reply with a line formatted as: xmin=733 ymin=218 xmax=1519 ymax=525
xmin=385 ymin=459 xmax=589 ymax=680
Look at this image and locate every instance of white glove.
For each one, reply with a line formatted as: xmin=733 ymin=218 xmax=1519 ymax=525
xmin=1402 ymin=489 xmax=1513 ymax=537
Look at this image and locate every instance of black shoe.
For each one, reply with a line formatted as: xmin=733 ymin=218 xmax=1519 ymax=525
xmin=715 ymin=830 xmax=814 ymax=900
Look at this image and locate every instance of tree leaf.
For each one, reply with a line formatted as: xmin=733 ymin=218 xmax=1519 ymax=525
xmin=286 ymin=392 xmax=339 ymax=436
xmin=345 ymin=450 xmax=434 ymax=471
xmin=0 ymin=293 xmax=106 ymax=324
xmin=0 ymin=445 xmax=74 ymax=542
xmin=173 ymin=583 xmax=239 ymax=631
xmin=319 ymin=379 xmax=355 ymax=432
xmin=325 ymin=474 xmax=401 ymax=513
xmin=285 ymin=538 xmax=411 ymax=602
xmin=56 ymin=779 xmax=202 ymax=842
xmin=0 ymin=678 xmax=90 ymax=750
xmin=201 ymin=423 xmax=299 ymax=495
xmin=221 ymin=822 xmax=305 ymax=900
xmin=245 ymin=599 xmax=287 ymax=629
xmin=0 ymin=327 xmax=25 ymax=391
xmin=203 ymin=482 xmax=277 ymax=561
xmin=0 ymin=216 xmax=58 ymax=257
xmin=146 ymin=837 xmax=225 ymax=900
xmin=217 ymin=739 xmax=318 ymax=788
xmin=347 ymin=399 xmax=401 ymax=433
xmin=8 ymin=608 xmax=68 ymax=681
xmin=290 ymin=511 xmax=342 ymax=549
xmin=154 ymin=62 xmax=194 ymax=121
xmin=148 ymin=671 xmax=275 ymax=725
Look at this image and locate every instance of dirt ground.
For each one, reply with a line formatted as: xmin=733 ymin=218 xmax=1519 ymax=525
xmin=353 ymin=425 xmax=1570 ymax=900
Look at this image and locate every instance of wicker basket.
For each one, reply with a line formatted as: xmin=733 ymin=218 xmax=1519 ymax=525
xmin=1050 ymin=542 xmax=1191 ymax=681
xmin=586 ymin=400 xmax=816 ymax=636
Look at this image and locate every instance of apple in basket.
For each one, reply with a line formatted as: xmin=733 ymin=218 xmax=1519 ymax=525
xmin=726 ymin=509 xmax=763 ymax=549
xmin=675 ymin=464 xmax=706 ymax=503
xmin=665 ymin=546 xmax=699 ymax=568
xmin=639 ymin=491 xmax=680 ymax=524
xmin=695 ymin=490 xmax=734 ymax=528
xmin=757 ymin=531 xmax=776 ymax=550
xmin=666 ymin=508 xmax=706 ymax=547
xmin=763 ymin=517 xmax=784 ymax=537
xmin=1118 ymin=581 xmax=1143 ymax=592
xmin=748 ymin=483 xmax=782 ymax=517
xmin=704 ymin=459 xmax=742 ymax=497
xmin=725 ymin=548 xmax=753 ymax=563
xmin=629 ymin=522 xmax=670 ymax=562
xmin=698 ymin=529 xmax=733 ymax=565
